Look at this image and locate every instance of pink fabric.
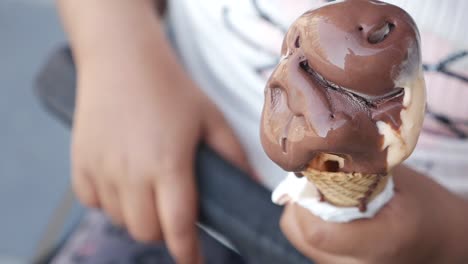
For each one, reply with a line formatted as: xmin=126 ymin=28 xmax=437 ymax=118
xmin=420 ymin=31 xmax=468 ymax=138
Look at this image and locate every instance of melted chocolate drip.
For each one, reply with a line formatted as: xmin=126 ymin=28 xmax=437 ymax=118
xmin=358 ymin=175 xmax=383 ymax=212
xmin=294 ymin=172 xmax=304 ymax=178
xmin=318 ymin=189 xmax=326 ymax=202
xmin=260 ymin=0 xmax=421 ymax=174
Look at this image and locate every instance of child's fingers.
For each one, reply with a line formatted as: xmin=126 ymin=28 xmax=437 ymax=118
xmin=71 ymin=166 xmax=100 ymax=208
xmin=156 ymin=160 xmax=202 ymax=264
xmin=282 ymin=203 xmax=368 ymax=264
xmin=297 ymin=202 xmax=385 ymax=256
xmin=203 ymin=104 xmax=255 ymax=177
xmin=121 ymin=176 xmax=161 ymax=242
xmin=280 ymin=203 xmax=335 ymax=263
xmin=98 ymin=180 xmax=124 ymax=226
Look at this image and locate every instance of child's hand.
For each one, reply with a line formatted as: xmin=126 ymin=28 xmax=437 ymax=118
xmin=280 ymin=165 xmax=468 ymax=264
xmin=71 ymin=49 xmax=250 ymax=264
xmin=58 ymin=1 xmax=251 ymax=263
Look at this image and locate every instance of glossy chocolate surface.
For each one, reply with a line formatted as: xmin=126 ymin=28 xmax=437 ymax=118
xmin=260 ymin=0 xmax=421 ymax=174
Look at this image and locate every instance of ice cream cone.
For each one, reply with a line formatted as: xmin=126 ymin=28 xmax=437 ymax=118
xmin=303 ymin=167 xmax=389 ymax=211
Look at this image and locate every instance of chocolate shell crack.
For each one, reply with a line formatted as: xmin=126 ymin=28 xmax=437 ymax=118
xmin=299 ymin=60 xmax=405 ymax=108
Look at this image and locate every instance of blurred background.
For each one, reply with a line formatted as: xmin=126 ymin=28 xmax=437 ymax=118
xmin=0 ymin=1 xmax=81 ymax=263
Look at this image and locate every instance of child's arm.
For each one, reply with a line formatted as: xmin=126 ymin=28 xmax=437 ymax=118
xmin=281 ymin=165 xmax=468 ymax=264
xmin=57 ymin=1 xmax=251 ymax=263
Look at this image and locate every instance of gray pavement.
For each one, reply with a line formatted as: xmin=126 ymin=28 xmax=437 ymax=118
xmin=0 ymin=1 xmax=79 ymax=262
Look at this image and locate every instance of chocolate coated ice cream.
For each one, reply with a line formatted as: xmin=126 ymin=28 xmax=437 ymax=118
xmin=261 ymin=0 xmax=424 ymax=175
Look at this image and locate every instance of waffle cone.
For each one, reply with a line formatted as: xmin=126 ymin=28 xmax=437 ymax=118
xmin=303 ymin=168 xmax=389 ymax=210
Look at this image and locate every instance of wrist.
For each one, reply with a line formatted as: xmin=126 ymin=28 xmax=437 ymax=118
xmin=58 ymin=0 xmax=161 ymax=68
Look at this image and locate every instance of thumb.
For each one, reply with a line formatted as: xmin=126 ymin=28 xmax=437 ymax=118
xmin=284 ymin=202 xmax=385 ymax=257
xmin=203 ymin=105 xmax=254 ymax=176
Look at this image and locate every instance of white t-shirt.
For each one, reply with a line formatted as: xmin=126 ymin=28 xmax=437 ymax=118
xmin=168 ymin=0 xmax=468 ymax=196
